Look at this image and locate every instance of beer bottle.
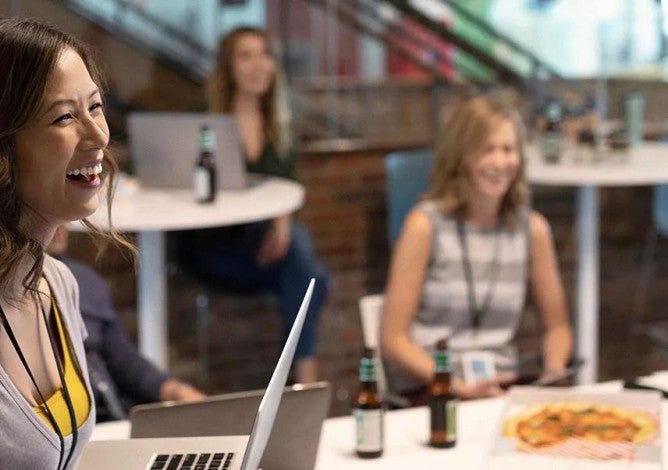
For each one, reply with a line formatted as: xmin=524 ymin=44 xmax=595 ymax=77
xmin=540 ymin=101 xmax=563 ymax=164
xmin=429 ymin=338 xmax=457 ymax=448
xmin=194 ymin=124 xmax=217 ymax=203
xmin=354 ymin=347 xmax=383 ymax=458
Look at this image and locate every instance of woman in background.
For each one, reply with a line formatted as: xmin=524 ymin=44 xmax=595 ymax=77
xmin=183 ymin=27 xmax=329 ymax=383
xmin=0 ymin=18 xmax=131 ymax=468
xmin=382 ymin=96 xmax=572 ymax=403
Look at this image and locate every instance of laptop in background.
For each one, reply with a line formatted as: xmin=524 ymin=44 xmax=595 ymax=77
xmin=78 ymin=279 xmax=316 ymax=470
xmin=130 ymin=382 xmax=331 ymax=470
xmin=127 ymin=112 xmax=248 ymax=190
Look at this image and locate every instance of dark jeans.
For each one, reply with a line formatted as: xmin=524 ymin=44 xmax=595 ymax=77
xmin=184 ymin=220 xmax=330 ymax=360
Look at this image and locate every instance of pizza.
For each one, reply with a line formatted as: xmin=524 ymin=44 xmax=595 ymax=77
xmin=503 ymin=401 xmax=658 ymax=458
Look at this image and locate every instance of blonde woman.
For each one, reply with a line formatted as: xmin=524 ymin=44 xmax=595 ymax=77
xmin=382 ymin=96 xmax=572 ymax=403
xmin=181 ymin=27 xmax=329 ymax=384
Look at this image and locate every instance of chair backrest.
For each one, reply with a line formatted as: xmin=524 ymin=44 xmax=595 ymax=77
xmin=385 ymin=149 xmax=434 ymax=245
xmin=358 ymin=294 xmax=388 ymax=396
xmin=653 ymin=184 xmax=668 ymax=237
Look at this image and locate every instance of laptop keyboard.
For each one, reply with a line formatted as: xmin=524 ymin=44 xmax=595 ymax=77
xmin=149 ymin=452 xmax=234 ymax=470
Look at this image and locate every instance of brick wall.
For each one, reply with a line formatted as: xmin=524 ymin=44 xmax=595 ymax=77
xmin=296 ymin=146 xmax=390 ymax=414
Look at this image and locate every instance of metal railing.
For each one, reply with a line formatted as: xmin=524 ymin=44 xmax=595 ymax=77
xmin=56 ymin=0 xmax=594 ymax=141
xmin=60 ymin=0 xmax=215 ymax=81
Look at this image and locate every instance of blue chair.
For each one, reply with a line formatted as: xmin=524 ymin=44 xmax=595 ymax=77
xmin=653 ymin=185 xmax=668 ymax=236
xmin=385 ymin=149 xmax=435 ymax=245
xmin=633 ymin=184 xmax=668 ymax=360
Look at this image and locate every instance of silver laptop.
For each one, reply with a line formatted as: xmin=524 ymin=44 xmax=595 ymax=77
xmin=127 ymin=112 xmax=248 ymax=190
xmin=78 ymin=279 xmax=315 ymax=470
xmin=130 ymin=382 xmax=331 ymax=470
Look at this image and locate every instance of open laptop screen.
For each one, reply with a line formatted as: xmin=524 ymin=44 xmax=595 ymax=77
xmin=129 ymin=382 xmax=331 ymax=470
xmin=127 ymin=112 xmax=247 ymax=190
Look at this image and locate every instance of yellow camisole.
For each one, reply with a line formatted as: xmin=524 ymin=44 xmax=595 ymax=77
xmin=33 ymin=300 xmax=90 ymax=435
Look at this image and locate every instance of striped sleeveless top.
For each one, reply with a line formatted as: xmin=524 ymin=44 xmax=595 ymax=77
xmin=390 ymin=200 xmax=531 ymax=392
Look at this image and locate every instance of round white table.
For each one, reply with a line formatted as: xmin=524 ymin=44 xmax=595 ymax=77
xmin=72 ymin=176 xmax=304 ymax=370
xmin=526 ymin=142 xmax=668 ymax=384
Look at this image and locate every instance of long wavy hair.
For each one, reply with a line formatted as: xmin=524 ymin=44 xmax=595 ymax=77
xmin=426 ymin=95 xmax=529 ymax=228
xmin=0 ymin=18 xmax=134 ymax=295
xmin=207 ymin=26 xmax=292 ymax=156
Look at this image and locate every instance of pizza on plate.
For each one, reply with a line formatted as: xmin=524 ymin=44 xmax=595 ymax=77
xmin=503 ymin=401 xmax=657 ymax=451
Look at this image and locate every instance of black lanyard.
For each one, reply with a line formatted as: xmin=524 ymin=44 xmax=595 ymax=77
xmin=456 ymin=220 xmax=501 ymax=332
xmin=0 ymin=291 xmax=78 ymax=470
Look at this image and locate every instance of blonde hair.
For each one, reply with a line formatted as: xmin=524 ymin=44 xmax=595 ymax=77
xmin=426 ymin=95 xmax=529 ymax=227
xmin=207 ymin=27 xmax=292 ymax=156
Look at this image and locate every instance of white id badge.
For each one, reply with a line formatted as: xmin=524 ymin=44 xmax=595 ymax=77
xmin=461 ymin=351 xmax=497 ymax=385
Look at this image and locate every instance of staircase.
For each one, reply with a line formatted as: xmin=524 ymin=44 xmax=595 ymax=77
xmin=23 ymin=0 xmax=603 ymax=144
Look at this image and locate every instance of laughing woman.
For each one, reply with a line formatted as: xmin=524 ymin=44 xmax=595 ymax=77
xmin=381 ymin=96 xmax=573 ymax=404
xmin=0 ymin=18 xmax=131 ymax=469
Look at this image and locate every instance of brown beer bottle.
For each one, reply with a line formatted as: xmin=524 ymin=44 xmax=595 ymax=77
xmin=354 ymin=347 xmax=384 ymax=458
xmin=540 ymin=100 xmax=563 ymax=164
xmin=429 ymin=338 xmax=457 ymax=448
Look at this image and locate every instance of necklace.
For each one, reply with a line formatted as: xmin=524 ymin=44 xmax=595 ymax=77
xmin=0 ymin=287 xmax=77 ymax=470
xmin=456 ymin=220 xmax=502 ymax=332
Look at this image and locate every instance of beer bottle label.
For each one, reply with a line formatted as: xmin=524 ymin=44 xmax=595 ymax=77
xmin=541 ymin=132 xmax=562 ymax=163
xmin=431 ymin=397 xmax=457 ymax=443
xmin=194 ymin=167 xmax=211 ymax=201
xmin=354 ymin=408 xmax=383 ymax=452
xmin=446 ymin=400 xmax=457 ymax=442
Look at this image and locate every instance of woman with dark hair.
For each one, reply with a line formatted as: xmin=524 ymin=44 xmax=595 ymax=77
xmin=382 ymin=96 xmax=573 ymax=403
xmin=0 ymin=18 xmax=132 ymax=468
xmin=183 ymin=27 xmax=329 ymax=384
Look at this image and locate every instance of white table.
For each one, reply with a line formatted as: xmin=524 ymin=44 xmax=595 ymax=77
xmin=73 ymin=177 xmax=304 ymax=369
xmin=526 ymin=142 xmax=668 ymax=384
xmin=315 ymin=375 xmax=668 ymax=469
xmin=91 ymin=372 xmax=668 ymax=469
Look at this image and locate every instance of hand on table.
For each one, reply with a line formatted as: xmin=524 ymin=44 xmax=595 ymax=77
xmin=536 ymin=367 xmax=571 ymax=386
xmin=257 ymin=216 xmax=291 ymax=266
xmin=159 ymin=379 xmax=206 ymax=402
xmin=454 ymin=372 xmax=517 ymax=400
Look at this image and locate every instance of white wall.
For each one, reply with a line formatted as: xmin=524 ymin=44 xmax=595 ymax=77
xmin=489 ymin=0 xmax=661 ymax=77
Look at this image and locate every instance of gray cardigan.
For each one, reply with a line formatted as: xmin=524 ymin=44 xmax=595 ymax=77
xmin=0 ymin=255 xmax=96 ymax=469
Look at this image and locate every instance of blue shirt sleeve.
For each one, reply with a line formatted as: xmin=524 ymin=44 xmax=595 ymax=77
xmin=61 ymin=256 xmax=169 ymax=404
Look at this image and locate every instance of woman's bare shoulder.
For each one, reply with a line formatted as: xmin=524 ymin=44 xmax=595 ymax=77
xmin=403 ymin=206 xmax=434 ymax=239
